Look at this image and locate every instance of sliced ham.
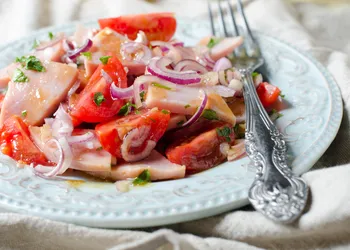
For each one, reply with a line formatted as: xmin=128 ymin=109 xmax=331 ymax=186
xmin=0 ymin=61 xmax=78 ymax=126
xmin=166 ymin=114 xmax=187 ymax=131
xmin=144 ymin=76 xmax=235 ymax=124
xmin=0 ymin=63 xmax=18 ymax=89
xmin=33 ymin=40 xmax=66 ymax=62
xmin=29 ymin=126 xmax=112 ymax=172
xmin=87 ymin=150 xmax=185 ymax=181
xmin=210 ymin=37 xmax=244 ymax=61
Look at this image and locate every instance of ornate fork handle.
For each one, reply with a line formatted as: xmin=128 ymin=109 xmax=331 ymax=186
xmin=240 ymin=69 xmax=309 ymax=223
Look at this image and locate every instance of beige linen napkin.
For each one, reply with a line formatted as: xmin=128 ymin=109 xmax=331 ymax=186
xmin=0 ymin=0 xmax=350 ymax=249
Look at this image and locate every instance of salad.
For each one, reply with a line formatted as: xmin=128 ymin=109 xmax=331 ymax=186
xmin=0 ymin=13 xmax=282 ymax=187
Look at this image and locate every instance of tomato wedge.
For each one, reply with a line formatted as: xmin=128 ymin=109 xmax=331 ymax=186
xmin=256 ymin=82 xmax=281 ymax=108
xmin=0 ymin=116 xmax=49 ymax=165
xmin=69 ymin=56 xmax=127 ymax=123
xmin=164 ymin=120 xmax=235 ymax=174
xmin=95 ymin=109 xmax=170 ymax=161
xmin=98 ymin=13 xmax=176 ymax=42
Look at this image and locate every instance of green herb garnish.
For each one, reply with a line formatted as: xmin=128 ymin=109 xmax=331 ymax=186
xmin=151 ymin=82 xmax=172 ymax=90
xmin=81 ymin=52 xmax=92 ymax=60
xmin=280 ymin=93 xmax=285 ymax=98
xmin=118 ymin=102 xmax=137 ymax=116
xmin=96 ymin=146 xmax=103 ymax=151
xmin=184 ymin=104 xmax=191 ymax=109
xmin=177 ymin=120 xmax=184 ymax=126
xmin=270 ymin=109 xmax=283 ymax=120
xmin=140 ymin=91 xmax=145 ymax=101
xmin=12 ymin=69 xmax=29 ymax=83
xmin=252 ymin=72 xmax=259 ymax=77
xmin=16 ymin=56 xmax=45 ymax=72
xmin=234 ymin=123 xmax=245 ymax=139
xmin=48 ymin=32 xmax=54 ymax=40
xmin=216 ymin=126 xmax=232 ymax=142
xmin=21 ymin=110 xmax=27 ymax=118
xmin=202 ymin=109 xmax=218 ymax=120
xmin=32 ymin=40 xmax=39 ymax=49
xmin=99 ymin=56 xmax=112 ymax=65
xmin=132 ymin=169 xmax=151 ymax=186
xmin=207 ymin=38 xmax=220 ymax=48
xmin=161 ymin=109 xmax=170 ymax=114
xmin=93 ymin=92 xmax=105 ymax=106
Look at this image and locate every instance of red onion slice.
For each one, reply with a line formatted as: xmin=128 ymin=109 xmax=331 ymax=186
xmin=227 ymin=139 xmax=246 ymax=161
xmin=182 ymin=90 xmax=208 ymax=127
xmin=68 ymin=81 xmax=81 ymax=96
xmin=203 ymin=52 xmax=215 ymax=69
xmin=133 ymin=75 xmax=154 ymax=108
xmin=213 ymin=57 xmax=232 ymax=72
xmin=62 ymin=39 xmax=75 ymax=52
xmin=66 ymin=39 xmax=93 ymax=60
xmin=67 ymin=132 xmax=94 ymax=144
xmin=121 ymin=42 xmax=152 ymax=64
xmin=150 ymin=41 xmax=182 ymax=63
xmin=33 ymin=139 xmax=64 ymax=178
xmin=147 ymin=57 xmax=201 ymax=85
xmin=210 ymin=85 xmax=236 ymax=98
xmin=51 ymin=105 xmax=74 ymax=137
xmin=174 ymin=59 xmax=208 ymax=74
xmin=36 ymin=34 xmax=64 ymax=51
xmin=101 ymin=69 xmax=134 ymax=100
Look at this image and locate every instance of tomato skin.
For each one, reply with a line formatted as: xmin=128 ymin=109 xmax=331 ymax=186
xmin=98 ymin=13 xmax=177 ymax=41
xmin=0 ymin=116 xmax=49 ymax=165
xmin=164 ymin=120 xmax=235 ymax=174
xmin=0 ymin=93 xmax=5 ymax=110
xmin=70 ymin=56 xmax=127 ymax=123
xmin=95 ymin=109 xmax=170 ymax=158
xmin=256 ymin=82 xmax=281 ymax=107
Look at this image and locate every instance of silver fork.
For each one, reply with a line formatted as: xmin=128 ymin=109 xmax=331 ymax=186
xmin=208 ymin=0 xmax=309 ymax=223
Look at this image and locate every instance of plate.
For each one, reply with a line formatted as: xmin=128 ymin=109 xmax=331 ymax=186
xmin=0 ymin=18 xmax=342 ymax=228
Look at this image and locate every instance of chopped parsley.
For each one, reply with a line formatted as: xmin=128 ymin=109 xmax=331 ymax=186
xmin=280 ymin=92 xmax=285 ymax=98
xmin=202 ymin=109 xmax=218 ymax=120
xmin=140 ymin=91 xmax=145 ymax=102
xmin=93 ymin=92 xmax=105 ymax=106
xmin=99 ymin=56 xmax=112 ymax=65
xmin=252 ymin=72 xmax=259 ymax=77
xmin=177 ymin=120 xmax=184 ymax=126
xmin=234 ymin=124 xmax=245 ymax=139
xmin=149 ymin=117 xmax=156 ymax=123
xmin=270 ymin=109 xmax=283 ymax=120
xmin=135 ymin=110 xmax=141 ymax=115
xmin=151 ymin=82 xmax=172 ymax=90
xmin=216 ymin=126 xmax=232 ymax=142
xmin=132 ymin=169 xmax=151 ymax=186
xmin=12 ymin=69 xmax=29 ymax=83
xmin=96 ymin=146 xmax=103 ymax=151
xmin=21 ymin=110 xmax=27 ymax=118
xmin=161 ymin=109 xmax=170 ymax=114
xmin=32 ymin=40 xmax=39 ymax=49
xmin=207 ymin=37 xmax=220 ymax=48
xmin=16 ymin=56 xmax=45 ymax=72
xmin=48 ymin=32 xmax=54 ymax=40
xmin=184 ymin=104 xmax=191 ymax=109
xmin=81 ymin=52 xmax=92 ymax=60
xmin=118 ymin=102 xmax=137 ymax=116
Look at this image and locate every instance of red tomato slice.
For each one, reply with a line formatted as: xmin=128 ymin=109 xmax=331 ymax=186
xmin=0 ymin=116 xmax=49 ymax=165
xmin=256 ymin=82 xmax=281 ymax=107
xmin=69 ymin=56 xmax=127 ymax=123
xmin=98 ymin=13 xmax=177 ymax=42
xmin=0 ymin=93 xmax=5 ymax=111
xmin=95 ymin=109 xmax=170 ymax=159
xmin=164 ymin=120 xmax=235 ymax=174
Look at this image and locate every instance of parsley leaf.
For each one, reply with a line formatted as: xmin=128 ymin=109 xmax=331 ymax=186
xmin=269 ymin=109 xmax=283 ymax=120
xmin=12 ymin=69 xmax=29 ymax=83
xmin=32 ymin=40 xmax=39 ymax=49
xmin=216 ymin=126 xmax=232 ymax=142
xmin=161 ymin=109 xmax=170 ymax=114
xmin=93 ymin=92 xmax=105 ymax=106
xmin=252 ymin=72 xmax=259 ymax=77
xmin=151 ymin=82 xmax=172 ymax=90
xmin=184 ymin=104 xmax=191 ymax=109
xmin=280 ymin=93 xmax=285 ymax=98
xmin=234 ymin=123 xmax=245 ymax=139
xmin=96 ymin=146 xmax=103 ymax=151
xmin=99 ymin=56 xmax=112 ymax=65
xmin=81 ymin=52 xmax=92 ymax=60
xmin=207 ymin=38 xmax=220 ymax=48
xmin=21 ymin=110 xmax=27 ymax=118
xmin=16 ymin=56 xmax=45 ymax=72
xmin=140 ymin=91 xmax=145 ymax=102
xmin=202 ymin=109 xmax=218 ymax=120
xmin=48 ymin=32 xmax=54 ymax=40
xmin=132 ymin=169 xmax=151 ymax=186
xmin=118 ymin=102 xmax=137 ymax=116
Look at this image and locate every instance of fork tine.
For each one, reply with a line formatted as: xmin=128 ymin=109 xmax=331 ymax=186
xmin=227 ymin=0 xmax=240 ymax=37
xmin=236 ymin=0 xmax=257 ymax=46
xmin=207 ymin=1 xmax=216 ymax=36
xmin=217 ymin=0 xmax=229 ymax=37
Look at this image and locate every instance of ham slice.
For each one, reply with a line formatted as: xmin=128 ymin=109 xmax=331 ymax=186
xmin=0 ymin=63 xmax=18 ymax=89
xmin=210 ymin=37 xmax=243 ymax=61
xmin=29 ymin=126 xmax=112 ymax=172
xmin=33 ymin=40 xmax=66 ymax=63
xmin=87 ymin=150 xmax=185 ymax=181
xmin=0 ymin=61 xmax=78 ymax=126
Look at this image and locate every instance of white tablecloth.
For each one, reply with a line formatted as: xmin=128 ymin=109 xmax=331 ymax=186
xmin=0 ymin=0 xmax=350 ymax=249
